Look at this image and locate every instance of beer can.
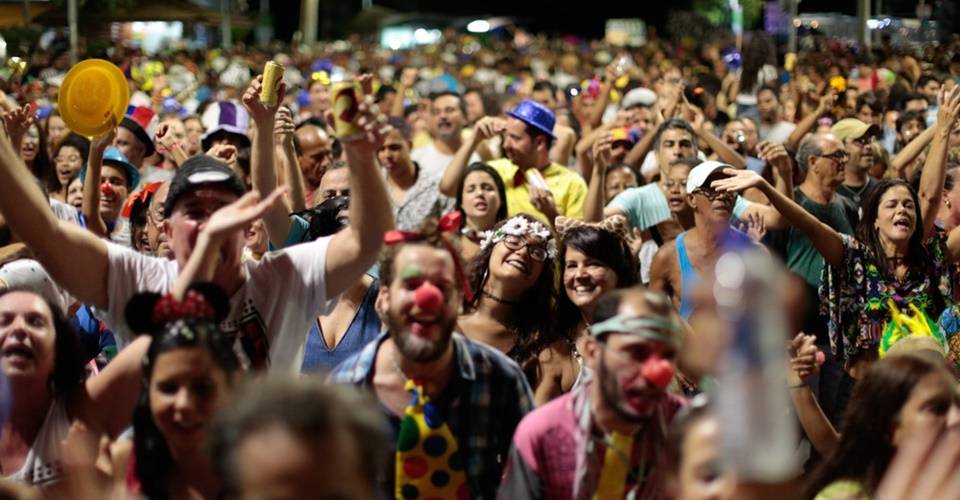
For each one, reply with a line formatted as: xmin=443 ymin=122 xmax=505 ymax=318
xmin=331 ymin=79 xmax=361 ymax=139
xmin=260 ymin=61 xmax=283 ymax=106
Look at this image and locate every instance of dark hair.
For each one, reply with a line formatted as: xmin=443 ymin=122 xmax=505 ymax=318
xmin=916 ymin=74 xmax=940 ymax=90
xmin=895 ymin=110 xmax=926 ymax=135
xmin=375 ymin=84 xmax=396 ymax=103
xmin=945 ymin=165 xmax=960 ymax=192
xmin=430 ymin=90 xmax=467 ymax=117
xmin=904 ymin=92 xmax=931 ymax=107
xmin=740 ymin=31 xmax=776 ymax=92
xmin=591 ymin=286 xmax=675 ymax=329
xmin=26 ymin=123 xmax=53 ymax=193
xmin=126 ymin=283 xmax=239 ymax=500
xmin=553 ymin=226 xmax=638 ymax=345
xmin=524 ymin=123 xmax=555 ymax=150
xmin=51 ymin=133 xmax=91 ymax=191
xmin=210 ymin=379 xmax=388 ymax=498
xmin=454 ymin=162 xmax=508 ymax=228
xmin=806 ymin=354 xmax=948 ymax=496
xmin=856 ymin=91 xmax=884 ymax=116
xmin=0 ymin=287 xmax=85 ymax=401
xmin=856 ymin=178 xmax=926 ymax=274
xmin=755 ymin=84 xmax=779 ymax=100
xmin=465 ymin=214 xmax=558 ymax=369
xmin=127 ymin=189 xmax=156 ymax=249
xmin=532 ymin=80 xmax=558 ymax=97
xmin=653 ymin=118 xmax=699 ymax=152
xmin=386 ymin=116 xmax=412 ymax=142
xmin=665 ymin=395 xmax=712 ymax=474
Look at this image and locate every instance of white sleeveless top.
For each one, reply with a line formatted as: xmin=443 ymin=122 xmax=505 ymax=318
xmin=9 ymin=399 xmax=71 ymax=490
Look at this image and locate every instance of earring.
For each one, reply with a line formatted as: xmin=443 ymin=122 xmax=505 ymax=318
xmin=947 ymin=199 xmax=952 ymax=209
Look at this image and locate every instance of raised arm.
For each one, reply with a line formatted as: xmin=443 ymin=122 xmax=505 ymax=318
xmin=785 ymin=91 xmax=835 ymax=152
xmin=81 ymin=127 xmax=116 ymax=238
xmin=275 ymin=106 xmax=307 ymax=211
xmin=890 ymin=126 xmax=935 ymax=179
xmin=243 ymin=74 xmax=295 ymax=249
xmin=0 ymin=117 xmax=111 ymax=308
xmin=390 ymin=68 xmax=418 ymax=118
xmin=736 ymin=142 xmax=795 ymax=231
xmin=324 ymin=102 xmax=394 ymax=299
xmin=690 ymin=105 xmax=746 ymax=169
xmin=787 ymin=334 xmax=839 ymax=456
xmin=583 ymin=134 xmax=613 ymax=222
xmin=439 ymin=116 xmax=503 ymax=197
xmin=918 ymin=86 xmax=960 ymax=240
xmin=73 ymin=335 xmax=152 ymax=438
xmin=154 ymin=123 xmax=189 ymax=167
xmin=713 ymin=168 xmax=845 ymax=266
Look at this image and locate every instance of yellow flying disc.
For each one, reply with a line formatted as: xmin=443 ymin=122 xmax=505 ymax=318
xmin=58 ymin=59 xmax=130 ymax=137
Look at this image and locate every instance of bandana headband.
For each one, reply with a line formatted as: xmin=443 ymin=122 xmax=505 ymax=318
xmin=479 ymin=215 xmax=557 ymax=258
xmin=588 ymin=313 xmax=681 ymax=349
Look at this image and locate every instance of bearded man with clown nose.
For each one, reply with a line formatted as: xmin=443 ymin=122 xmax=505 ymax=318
xmin=498 ymin=287 xmax=687 ymax=499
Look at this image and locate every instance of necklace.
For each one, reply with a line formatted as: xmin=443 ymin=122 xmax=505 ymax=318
xmin=481 ymin=290 xmax=520 ymax=305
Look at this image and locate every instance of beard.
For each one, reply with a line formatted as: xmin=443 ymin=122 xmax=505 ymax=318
xmin=388 ymin=307 xmax=458 ymax=363
xmin=597 ymin=349 xmax=660 ymax=423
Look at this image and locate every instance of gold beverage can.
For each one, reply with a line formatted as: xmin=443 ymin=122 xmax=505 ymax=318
xmin=331 ymin=79 xmax=361 ymax=138
xmin=260 ymin=61 xmax=283 ymax=106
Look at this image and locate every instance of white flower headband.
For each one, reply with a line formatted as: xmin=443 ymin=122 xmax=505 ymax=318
xmin=479 ymin=215 xmax=558 ymax=258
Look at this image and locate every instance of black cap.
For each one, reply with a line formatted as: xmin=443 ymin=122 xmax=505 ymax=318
xmin=163 ymin=155 xmax=246 ymax=218
xmin=120 ymin=116 xmax=156 ymax=157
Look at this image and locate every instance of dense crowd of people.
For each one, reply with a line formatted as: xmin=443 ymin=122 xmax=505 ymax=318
xmin=2 ymin=24 xmax=960 ymax=499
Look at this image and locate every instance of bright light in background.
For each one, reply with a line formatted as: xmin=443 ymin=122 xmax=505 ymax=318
xmin=467 ymin=19 xmax=490 ymax=33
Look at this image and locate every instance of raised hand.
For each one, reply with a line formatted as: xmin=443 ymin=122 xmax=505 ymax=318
xmin=592 ymin=133 xmax=614 ymax=170
xmin=242 ymin=74 xmax=287 ymax=124
xmin=787 ymin=333 xmax=821 ymax=386
xmin=936 ymin=84 xmax=960 ymax=130
xmin=91 ymin=118 xmax=118 ymax=153
xmin=711 ymin=167 xmax=767 ymax=193
xmin=529 ymin=185 xmax=558 ymax=221
xmin=744 ymin=212 xmax=767 ymax=242
xmin=473 ymin=116 xmax=506 ymax=142
xmin=273 ymin=106 xmax=295 ymax=147
xmin=206 ymin=143 xmax=239 ymax=171
xmin=876 ymin=426 xmax=960 ymax=500
xmin=2 ymin=103 xmax=35 ymax=151
xmin=758 ymin=141 xmax=793 ymax=179
xmin=358 ymin=73 xmax=375 ymax=97
xmin=203 ymin=187 xmax=288 ymax=243
xmin=816 ymin=89 xmax=838 ymax=116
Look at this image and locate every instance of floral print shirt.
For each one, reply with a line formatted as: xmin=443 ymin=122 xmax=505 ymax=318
xmin=819 ymin=228 xmax=956 ymax=364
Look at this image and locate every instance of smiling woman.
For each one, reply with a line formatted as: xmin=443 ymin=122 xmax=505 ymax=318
xmin=458 ymin=214 xmax=558 ymax=372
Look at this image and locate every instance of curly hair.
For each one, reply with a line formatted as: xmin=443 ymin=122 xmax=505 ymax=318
xmin=463 ymin=214 xmax=559 ymax=373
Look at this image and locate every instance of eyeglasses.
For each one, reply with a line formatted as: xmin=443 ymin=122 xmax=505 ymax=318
xmin=817 ymin=150 xmax=849 ymax=165
xmin=501 ymin=234 xmax=549 ymax=262
xmin=692 ymin=186 xmax=733 ymax=201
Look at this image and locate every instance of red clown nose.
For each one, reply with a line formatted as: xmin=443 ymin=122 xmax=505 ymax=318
xmin=100 ymin=182 xmax=115 ymax=196
xmin=641 ymin=357 xmax=674 ymax=390
xmin=413 ymin=282 xmax=444 ymax=315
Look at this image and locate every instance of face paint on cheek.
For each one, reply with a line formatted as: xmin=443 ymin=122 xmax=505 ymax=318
xmin=400 ymin=265 xmax=424 ymax=280
xmin=640 ymin=355 xmax=675 ymax=390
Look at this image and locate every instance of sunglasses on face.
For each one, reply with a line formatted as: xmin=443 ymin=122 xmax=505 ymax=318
xmin=817 ymin=150 xmax=849 ymax=165
xmin=692 ymin=185 xmax=733 ymax=201
xmin=501 ymin=234 xmax=549 ymax=262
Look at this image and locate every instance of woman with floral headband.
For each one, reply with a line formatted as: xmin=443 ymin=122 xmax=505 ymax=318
xmin=532 ymin=216 xmax=638 ymax=404
xmin=458 ymin=214 xmax=559 ymax=373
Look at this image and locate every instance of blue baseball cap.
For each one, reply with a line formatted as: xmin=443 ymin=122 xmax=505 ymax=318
xmin=81 ymin=147 xmax=141 ymax=189
xmin=506 ymin=99 xmax=556 ymax=140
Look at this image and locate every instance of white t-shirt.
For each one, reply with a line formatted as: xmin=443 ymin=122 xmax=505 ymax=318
xmin=100 ymin=236 xmax=334 ymax=375
xmin=759 ymin=121 xmax=796 ymax=144
xmin=410 ymin=142 xmax=480 ymax=177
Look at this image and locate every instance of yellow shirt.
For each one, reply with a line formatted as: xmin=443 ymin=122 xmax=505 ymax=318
xmin=488 ymin=158 xmax=588 ymax=225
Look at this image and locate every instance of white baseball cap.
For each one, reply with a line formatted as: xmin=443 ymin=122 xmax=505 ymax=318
xmin=686 ymin=160 xmax=735 ymax=193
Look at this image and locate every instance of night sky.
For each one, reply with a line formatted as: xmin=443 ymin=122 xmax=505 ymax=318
xmin=269 ymin=0 xmax=944 ymax=42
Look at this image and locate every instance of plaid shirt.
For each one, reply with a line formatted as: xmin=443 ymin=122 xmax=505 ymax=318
xmin=329 ymin=331 xmax=536 ymax=499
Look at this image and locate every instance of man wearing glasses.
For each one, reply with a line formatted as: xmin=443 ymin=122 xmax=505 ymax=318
xmin=832 ymin=118 xmax=881 ymax=207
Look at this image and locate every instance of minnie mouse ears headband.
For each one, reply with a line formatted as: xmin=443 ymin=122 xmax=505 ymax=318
xmin=125 ymin=282 xmax=230 ymax=335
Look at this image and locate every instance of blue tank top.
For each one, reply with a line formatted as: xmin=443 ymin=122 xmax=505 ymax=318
xmin=301 ymin=279 xmax=382 ymax=373
xmin=675 ymin=232 xmax=699 ymax=320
